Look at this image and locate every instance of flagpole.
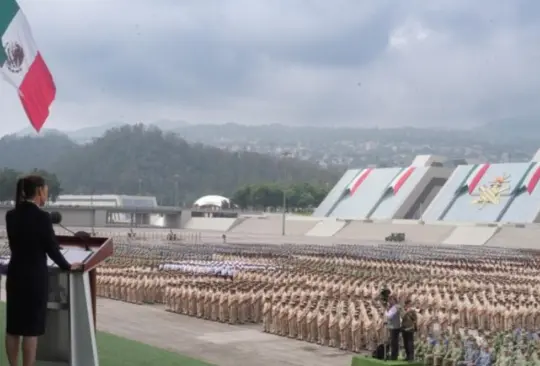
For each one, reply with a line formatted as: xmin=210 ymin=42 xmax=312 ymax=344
xmin=281 ymin=151 xmax=291 ymax=236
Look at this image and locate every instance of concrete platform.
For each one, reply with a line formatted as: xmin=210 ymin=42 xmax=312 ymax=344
xmin=95 ymin=300 xmax=353 ymax=366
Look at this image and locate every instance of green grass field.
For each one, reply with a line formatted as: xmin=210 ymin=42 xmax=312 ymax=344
xmin=0 ymin=302 xmax=213 ymax=366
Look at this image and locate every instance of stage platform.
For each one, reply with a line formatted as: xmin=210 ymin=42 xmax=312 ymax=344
xmin=351 ymin=356 xmax=422 ymax=366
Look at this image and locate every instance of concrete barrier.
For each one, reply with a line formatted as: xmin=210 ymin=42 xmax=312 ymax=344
xmin=184 ymin=218 xmax=238 ymax=231
xmin=305 ymin=219 xmax=346 ymax=237
xmin=229 ymin=216 xmax=318 ymax=236
xmin=442 ymin=226 xmax=499 ymax=246
xmin=485 ymin=226 xmax=540 ymax=249
xmin=229 ymin=216 xmax=282 ymax=235
xmin=334 ymin=221 xmax=455 ymax=243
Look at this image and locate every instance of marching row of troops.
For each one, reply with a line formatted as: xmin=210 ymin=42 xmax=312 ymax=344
xmin=95 ymin=242 xmax=540 ymax=361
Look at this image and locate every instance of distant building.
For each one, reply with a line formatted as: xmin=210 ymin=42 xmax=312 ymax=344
xmin=51 ymin=194 xmax=158 ymax=208
xmin=50 ymin=194 xmax=161 ymax=225
xmin=193 ymin=195 xmax=231 ymax=210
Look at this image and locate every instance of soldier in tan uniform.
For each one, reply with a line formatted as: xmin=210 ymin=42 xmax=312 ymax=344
xmin=262 ymin=295 xmax=272 ymax=333
xmin=189 ymin=286 xmax=198 ymax=316
xmin=219 ymin=287 xmax=229 ymax=323
xmin=239 ymin=288 xmax=250 ymax=324
xmin=203 ymin=287 xmax=213 ymax=320
xmin=279 ymin=297 xmax=290 ymax=336
xmin=287 ymin=299 xmax=299 ymax=339
xmin=211 ymin=286 xmax=220 ymax=321
xmin=175 ymin=284 xmax=184 ymax=313
xmin=351 ymin=309 xmax=362 ymax=353
xmin=127 ymin=275 xmax=136 ymax=303
xmin=317 ymin=305 xmax=329 ymax=346
xmin=271 ymin=298 xmax=281 ymax=334
xmin=120 ymin=275 xmax=128 ymax=301
xmin=297 ymin=300 xmax=308 ymax=341
xmin=307 ymin=302 xmax=318 ymax=343
xmin=339 ymin=308 xmax=351 ymax=351
xmin=142 ymin=275 xmax=150 ymax=303
xmin=328 ymin=306 xmax=339 ymax=348
xmin=252 ymin=288 xmax=262 ymax=323
xmin=228 ymin=289 xmax=239 ymax=324
xmin=164 ymin=285 xmax=172 ymax=311
xmin=136 ymin=274 xmax=145 ymax=304
xmin=196 ymin=286 xmax=205 ymax=318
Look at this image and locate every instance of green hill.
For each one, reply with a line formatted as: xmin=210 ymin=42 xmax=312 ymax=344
xmin=0 ymin=124 xmax=341 ymax=204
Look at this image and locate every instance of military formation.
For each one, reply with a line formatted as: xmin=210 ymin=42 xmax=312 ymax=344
xmin=91 ymin=241 xmax=540 ymax=364
xmin=3 ymin=235 xmax=540 ymax=364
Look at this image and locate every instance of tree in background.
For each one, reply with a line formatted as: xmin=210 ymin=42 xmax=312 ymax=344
xmin=0 ymin=168 xmax=20 ymax=202
xmin=0 ymin=125 xmax=341 ymax=204
xmin=0 ymin=168 xmax=62 ymax=202
xmin=30 ymin=169 xmax=62 ymax=201
xmin=231 ymin=182 xmax=331 ymax=210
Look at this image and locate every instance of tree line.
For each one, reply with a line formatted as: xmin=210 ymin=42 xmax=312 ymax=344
xmin=0 ymin=125 xmax=341 ymax=205
xmin=231 ymin=182 xmax=330 ymax=210
xmin=0 ymin=169 xmax=331 ymax=210
xmin=0 ymin=168 xmax=62 ymax=202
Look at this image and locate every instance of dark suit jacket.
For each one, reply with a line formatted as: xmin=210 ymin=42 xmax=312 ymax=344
xmin=6 ymin=202 xmax=70 ymax=281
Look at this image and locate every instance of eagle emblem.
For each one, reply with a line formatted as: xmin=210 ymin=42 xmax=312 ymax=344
xmin=4 ymin=42 xmax=24 ymax=73
xmin=472 ymin=174 xmax=511 ymax=209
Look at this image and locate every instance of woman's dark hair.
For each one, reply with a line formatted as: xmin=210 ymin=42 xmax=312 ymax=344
xmin=15 ymin=175 xmax=46 ymax=207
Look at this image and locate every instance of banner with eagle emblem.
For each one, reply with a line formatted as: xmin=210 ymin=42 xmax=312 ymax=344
xmin=1 ymin=0 xmax=55 ymax=131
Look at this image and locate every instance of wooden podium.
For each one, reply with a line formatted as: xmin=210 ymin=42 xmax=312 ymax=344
xmin=36 ymin=235 xmax=113 ymax=366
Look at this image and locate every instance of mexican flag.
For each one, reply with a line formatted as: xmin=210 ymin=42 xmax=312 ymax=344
xmin=1 ymin=0 xmax=56 ymax=131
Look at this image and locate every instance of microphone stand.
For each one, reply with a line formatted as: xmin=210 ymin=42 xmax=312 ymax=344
xmin=57 ymin=223 xmax=91 ymax=252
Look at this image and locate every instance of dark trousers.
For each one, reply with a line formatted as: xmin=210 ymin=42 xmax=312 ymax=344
xmin=389 ymin=329 xmax=400 ymax=360
xmin=402 ymin=330 xmax=415 ymax=361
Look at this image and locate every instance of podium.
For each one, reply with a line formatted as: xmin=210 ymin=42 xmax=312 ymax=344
xmin=36 ymin=235 xmax=113 ymax=366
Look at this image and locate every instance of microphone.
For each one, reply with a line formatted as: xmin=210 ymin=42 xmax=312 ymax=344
xmin=50 ymin=211 xmax=91 ymax=251
xmin=50 ymin=211 xmax=63 ymax=224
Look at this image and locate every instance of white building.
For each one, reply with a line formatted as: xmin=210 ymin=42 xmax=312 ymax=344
xmin=193 ymin=195 xmax=231 ymax=210
xmin=52 ymin=194 xmax=158 ymax=208
xmin=50 ymin=194 xmax=162 ymax=225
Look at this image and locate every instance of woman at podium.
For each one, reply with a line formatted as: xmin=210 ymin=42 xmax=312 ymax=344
xmin=4 ymin=175 xmax=83 ymax=366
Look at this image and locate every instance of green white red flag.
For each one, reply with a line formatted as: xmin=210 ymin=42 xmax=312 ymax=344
xmin=1 ymin=0 xmax=56 ymax=131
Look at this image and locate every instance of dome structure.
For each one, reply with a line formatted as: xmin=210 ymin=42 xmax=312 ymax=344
xmin=193 ymin=195 xmax=231 ymax=209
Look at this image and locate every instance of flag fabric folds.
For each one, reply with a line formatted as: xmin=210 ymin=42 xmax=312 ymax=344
xmin=1 ymin=0 xmax=56 ymax=131
xmin=388 ymin=166 xmax=415 ymax=195
xmin=346 ymin=168 xmax=373 ymax=195
xmin=462 ymin=163 xmax=490 ymax=194
xmin=517 ymin=162 xmax=540 ymax=195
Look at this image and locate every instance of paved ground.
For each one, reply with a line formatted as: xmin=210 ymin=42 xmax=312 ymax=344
xmin=96 ymin=299 xmax=353 ymax=366
xmin=0 ymin=278 xmax=352 ymax=366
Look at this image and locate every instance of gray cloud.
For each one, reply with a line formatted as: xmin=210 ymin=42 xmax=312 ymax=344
xmin=2 ymin=0 xmax=540 ymax=133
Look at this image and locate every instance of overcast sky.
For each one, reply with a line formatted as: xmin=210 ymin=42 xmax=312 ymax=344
xmin=1 ymin=0 xmax=540 ymax=134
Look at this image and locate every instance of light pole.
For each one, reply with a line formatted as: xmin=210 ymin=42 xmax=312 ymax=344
xmin=281 ymin=185 xmax=287 ymax=236
xmin=281 ymin=151 xmax=291 ymax=236
xmin=173 ymin=174 xmax=180 ymax=207
xmin=138 ymin=178 xmax=142 ymax=196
